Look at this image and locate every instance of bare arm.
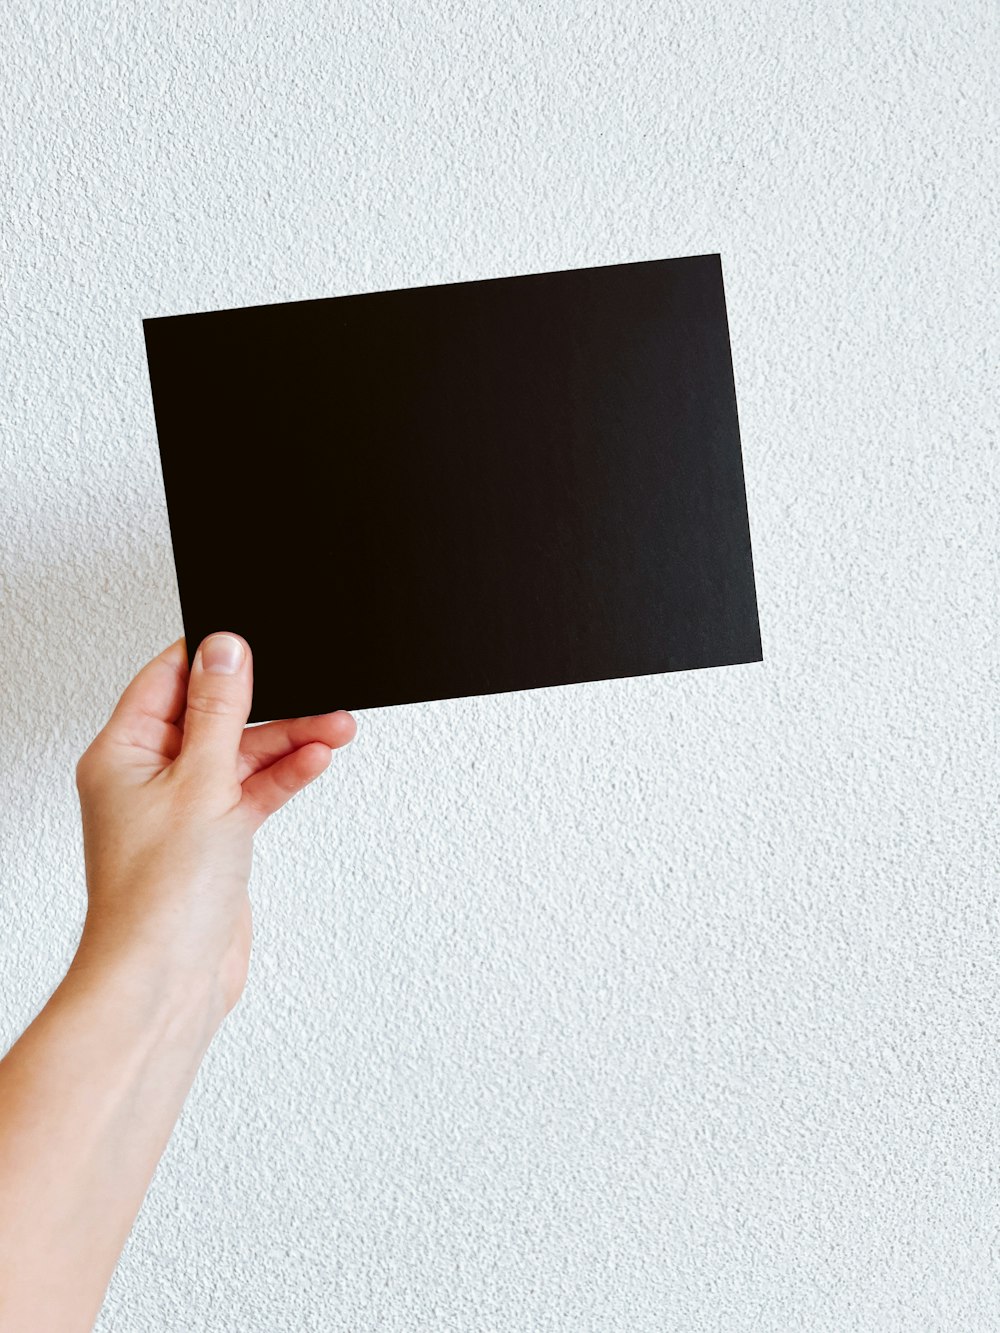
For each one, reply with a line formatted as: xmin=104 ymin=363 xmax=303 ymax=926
xmin=0 ymin=632 xmax=356 ymax=1332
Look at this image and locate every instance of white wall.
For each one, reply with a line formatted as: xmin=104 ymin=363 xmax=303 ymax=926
xmin=2 ymin=2 xmax=997 ymax=1328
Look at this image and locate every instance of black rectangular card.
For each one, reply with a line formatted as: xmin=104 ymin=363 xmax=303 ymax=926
xmin=143 ymin=253 xmax=761 ymax=723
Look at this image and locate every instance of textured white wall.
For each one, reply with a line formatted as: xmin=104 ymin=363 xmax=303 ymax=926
xmin=2 ymin=2 xmax=997 ymax=1328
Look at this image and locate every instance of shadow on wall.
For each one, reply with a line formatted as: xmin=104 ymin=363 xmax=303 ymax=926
xmin=1 ymin=532 xmax=182 ymax=778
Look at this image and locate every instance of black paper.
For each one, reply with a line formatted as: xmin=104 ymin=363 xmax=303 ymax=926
xmin=143 ymin=253 xmax=761 ymax=723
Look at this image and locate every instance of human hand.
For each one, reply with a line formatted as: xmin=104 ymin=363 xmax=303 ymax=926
xmin=72 ymin=632 xmax=357 ymax=1026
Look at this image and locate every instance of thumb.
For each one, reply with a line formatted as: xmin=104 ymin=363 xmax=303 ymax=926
xmin=177 ymin=631 xmax=252 ymax=777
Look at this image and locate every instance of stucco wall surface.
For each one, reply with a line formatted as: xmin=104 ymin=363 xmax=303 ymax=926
xmin=1 ymin=2 xmax=997 ymax=1329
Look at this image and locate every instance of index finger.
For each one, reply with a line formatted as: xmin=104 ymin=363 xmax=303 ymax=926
xmin=105 ymin=636 xmax=190 ymax=738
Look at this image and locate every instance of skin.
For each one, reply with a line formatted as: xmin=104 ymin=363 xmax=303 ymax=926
xmin=0 ymin=631 xmax=357 ymax=1332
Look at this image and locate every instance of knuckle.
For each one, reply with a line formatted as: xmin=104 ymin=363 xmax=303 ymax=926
xmin=185 ymin=688 xmax=237 ymax=718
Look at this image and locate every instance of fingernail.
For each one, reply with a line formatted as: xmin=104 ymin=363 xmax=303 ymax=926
xmin=201 ymin=633 xmax=245 ymax=674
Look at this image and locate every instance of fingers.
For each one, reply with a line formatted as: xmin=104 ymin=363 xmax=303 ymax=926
xmin=239 ymin=741 xmax=337 ymax=829
xmin=174 ymin=632 xmax=252 ymax=780
xmin=238 ymin=710 xmax=357 ymax=780
xmin=106 ymin=637 xmax=189 ymax=735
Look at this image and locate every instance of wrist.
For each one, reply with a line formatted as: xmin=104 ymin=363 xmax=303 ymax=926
xmin=67 ymin=926 xmax=231 ymax=1047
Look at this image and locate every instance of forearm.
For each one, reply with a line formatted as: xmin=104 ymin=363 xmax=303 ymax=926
xmin=0 ymin=937 xmax=225 ymax=1332
xmin=0 ymin=631 xmax=354 ymax=1328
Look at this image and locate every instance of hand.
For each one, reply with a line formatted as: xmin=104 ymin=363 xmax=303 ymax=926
xmin=71 ymin=632 xmax=357 ymax=1026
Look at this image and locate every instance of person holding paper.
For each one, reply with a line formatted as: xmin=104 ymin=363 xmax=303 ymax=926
xmin=0 ymin=632 xmax=357 ymax=1332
